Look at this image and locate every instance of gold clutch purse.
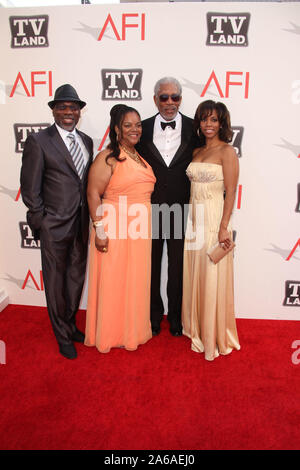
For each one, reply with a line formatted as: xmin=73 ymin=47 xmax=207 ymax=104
xmin=207 ymin=241 xmax=235 ymax=264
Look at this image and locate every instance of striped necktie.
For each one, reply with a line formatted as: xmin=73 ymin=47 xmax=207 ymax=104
xmin=67 ymin=133 xmax=85 ymax=179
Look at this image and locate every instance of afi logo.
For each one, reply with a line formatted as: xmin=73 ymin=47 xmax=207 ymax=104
xmin=22 ymin=270 xmax=44 ymax=291
xmin=231 ymin=126 xmax=244 ymax=158
xmin=98 ymin=13 xmax=145 ymax=41
xmin=19 ymin=222 xmax=41 ymax=249
xmin=286 ymin=239 xmax=300 ymax=261
xmin=98 ymin=127 xmax=110 ymax=151
xmin=9 ymin=15 xmax=49 ymax=48
xmin=283 ymin=281 xmax=300 ymax=307
xmin=207 ymin=12 xmax=250 ymax=46
xmin=182 ymin=73 xmax=250 ymax=100
xmin=236 ymin=184 xmax=242 ymax=210
xmin=201 ymin=71 xmax=250 ymax=99
xmin=9 ymin=71 xmax=53 ymax=98
xmin=101 ymin=69 xmax=142 ymax=100
xmin=14 ymin=123 xmax=50 ymax=153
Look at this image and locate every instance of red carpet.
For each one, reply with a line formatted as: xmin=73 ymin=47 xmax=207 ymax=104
xmin=0 ymin=304 xmax=300 ymax=450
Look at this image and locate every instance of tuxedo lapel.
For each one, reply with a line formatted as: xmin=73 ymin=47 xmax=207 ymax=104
xmin=142 ymin=116 xmax=167 ymax=167
xmin=142 ymin=114 xmax=192 ymax=168
xmin=148 ymin=141 xmax=167 ymax=167
xmin=169 ymin=114 xmax=191 ymax=167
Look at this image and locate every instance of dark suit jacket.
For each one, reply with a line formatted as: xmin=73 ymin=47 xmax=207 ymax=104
xmin=20 ymin=124 xmax=93 ymax=243
xmin=136 ymin=113 xmax=199 ymax=206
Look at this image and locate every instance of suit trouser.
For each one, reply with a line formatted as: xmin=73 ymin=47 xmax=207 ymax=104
xmin=40 ymin=218 xmax=88 ymax=346
xmin=150 ymin=207 xmax=186 ymax=329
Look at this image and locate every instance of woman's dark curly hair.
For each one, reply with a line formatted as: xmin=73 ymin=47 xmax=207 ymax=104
xmin=106 ymin=104 xmax=141 ymax=164
xmin=194 ymin=100 xmax=233 ymax=147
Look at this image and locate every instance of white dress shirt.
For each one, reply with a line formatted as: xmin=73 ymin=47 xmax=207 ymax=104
xmin=153 ymin=113 xmax=182 ymax=167
xmin=55 ymin=123 xmax=89 ymax=166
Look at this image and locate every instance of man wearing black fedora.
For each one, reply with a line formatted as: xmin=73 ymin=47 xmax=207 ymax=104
xmin=21 ymin=84 xmax=93 ymax=359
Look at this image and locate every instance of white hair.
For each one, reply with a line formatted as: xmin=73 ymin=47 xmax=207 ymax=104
xmin=154 ymin=77 xmax=182 ymax=97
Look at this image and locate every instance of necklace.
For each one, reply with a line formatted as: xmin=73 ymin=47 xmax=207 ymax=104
xmin=120 ymin=144 xmax=143 ymax=165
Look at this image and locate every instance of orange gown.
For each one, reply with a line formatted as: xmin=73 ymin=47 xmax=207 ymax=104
xmin=85 ymin=150 xmax=156 ymax=353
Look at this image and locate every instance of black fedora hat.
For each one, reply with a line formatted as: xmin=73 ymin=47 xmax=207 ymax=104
xmin=48 ymin=84 xmax=86 ymax=109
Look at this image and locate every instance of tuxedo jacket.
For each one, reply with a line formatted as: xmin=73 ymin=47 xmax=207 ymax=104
xmin=137 ymin=113 xmax=199 ymax=206
xmin=20 ymin=124 xmax=93 ymax=244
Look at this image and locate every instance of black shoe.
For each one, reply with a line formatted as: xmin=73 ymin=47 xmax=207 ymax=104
xmin=151 ymin=325 xmax=161 ymax=336
xmin=170 ymin=326 xmax=182 ymax=337
xmin=71 ymin=329 xmax=85 ymax=343
xmin=59 ymin=343 xmax=77 ymax=359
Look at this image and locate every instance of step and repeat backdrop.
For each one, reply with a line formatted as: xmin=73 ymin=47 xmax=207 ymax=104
xmin=0 ymin=2 xmax=299 ymax=319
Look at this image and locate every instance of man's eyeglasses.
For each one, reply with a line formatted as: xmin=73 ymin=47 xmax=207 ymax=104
xmin=158 ymin=94 xmax=181 ymax=103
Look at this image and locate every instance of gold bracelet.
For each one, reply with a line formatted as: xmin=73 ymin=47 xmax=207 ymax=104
xmin=93 ymin=220 xmax=103 ymax=228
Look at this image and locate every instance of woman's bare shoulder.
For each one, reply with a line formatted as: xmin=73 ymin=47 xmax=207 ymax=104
xmin=93 ymin=148 xmax=111 ymax=162
xmin=222 ymin=143 xmax=238 ymax=161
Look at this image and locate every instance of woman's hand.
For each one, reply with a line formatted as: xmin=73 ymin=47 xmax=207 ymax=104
xmin=95 ymin=231 xmax=109 ymax=253
xmin=218 ymin=226 xmax=231 ymax=250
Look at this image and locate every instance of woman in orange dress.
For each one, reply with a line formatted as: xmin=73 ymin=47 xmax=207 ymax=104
xmin=85 ymin=105 xmax=156 ymax=353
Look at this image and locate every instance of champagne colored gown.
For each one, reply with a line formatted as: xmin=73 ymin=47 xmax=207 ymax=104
xmin=85 ymin=150 xmax=156 ymax=353
xmin=182 ymin=162 xmax=240 ymax=361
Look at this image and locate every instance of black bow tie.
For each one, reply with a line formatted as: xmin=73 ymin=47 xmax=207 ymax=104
xmin=161 ymin=121 xmax=176 ymax=130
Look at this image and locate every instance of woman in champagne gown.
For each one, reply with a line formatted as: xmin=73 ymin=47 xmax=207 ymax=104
xmin=182 ymin=100 xmax=240 ymax=361
xmin=85 ymin=105 xmax=156 ymax=353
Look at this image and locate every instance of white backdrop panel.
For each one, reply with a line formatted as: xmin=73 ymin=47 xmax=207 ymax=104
xmin=0 ymin=2 xmax=299 ymax=319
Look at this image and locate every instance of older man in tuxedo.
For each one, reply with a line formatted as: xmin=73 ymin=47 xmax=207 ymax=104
xmin=20 ymin=84 xmax=93 ymax=359
xmin=137 ymin=77 xmax=199 ymax=336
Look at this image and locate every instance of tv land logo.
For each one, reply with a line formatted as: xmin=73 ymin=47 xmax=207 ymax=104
xmin=9 ymin=15 xmax=49 ymax=48
xmin=206 ymin=12 xmax=250 ymax=46
xmin=296 ymin=183 xmax=300 ymax=213
xmin=283 ymin=281 xmax=300 ymax=307
xmin=231 ymin=126 xmax=243 ymax=158
xmin=101 ymin=69 xmax=142 ymax=100
xmin=14 ymin=123 xmax=50 ymax=153
xmin=19 ymin=222 xmax=40 ymax=249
